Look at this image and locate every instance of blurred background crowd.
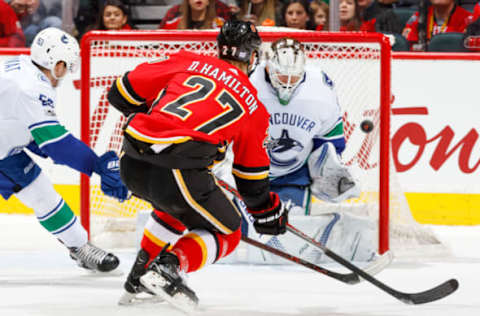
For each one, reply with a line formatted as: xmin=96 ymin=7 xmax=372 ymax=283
xmin=1 ymin=0 xmax=479 ymax=51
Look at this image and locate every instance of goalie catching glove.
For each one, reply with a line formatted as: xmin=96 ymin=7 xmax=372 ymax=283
xmin=308 ymin=142 xmax=360 ymax=203
xmin=247 ymin=192 xmax=290 ymax=235
xmin=93 ymin=151 xmax=129 ymax=202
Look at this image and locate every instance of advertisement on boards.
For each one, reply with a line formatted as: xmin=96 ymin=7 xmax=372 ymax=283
xmin=0 ymin=52 xmax=478 ymax=224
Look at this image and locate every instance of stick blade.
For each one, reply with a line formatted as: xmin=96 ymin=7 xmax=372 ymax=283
xmin=398 ymin=279 xmax=459 ymax=305
xmin=361 ymin=251 xmax=394 ymax=280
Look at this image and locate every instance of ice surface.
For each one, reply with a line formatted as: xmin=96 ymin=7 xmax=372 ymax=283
xmin=0 ymin=214 xmax=479 ymax=316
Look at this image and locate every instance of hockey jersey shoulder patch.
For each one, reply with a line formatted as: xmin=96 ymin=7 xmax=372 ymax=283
xmin=38 ymin=93 xmax=56 ymax=117
xmin=37 ymin=72 xmax=49 ymax=83
xmin=322 ymin=71 xmax=334 ymax=89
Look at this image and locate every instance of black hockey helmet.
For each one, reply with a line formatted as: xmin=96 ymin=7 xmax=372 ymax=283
xmin=217 ymin=20 xmax=261 ymax=63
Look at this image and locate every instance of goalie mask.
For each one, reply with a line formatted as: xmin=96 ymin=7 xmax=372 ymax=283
xmin=266 ymin=38 xmax=306 ymax=105
xmin=30 ymin=27 xmax=80 ymax=80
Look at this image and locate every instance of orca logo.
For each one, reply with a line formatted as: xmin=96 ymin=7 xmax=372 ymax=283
xmin=267 ymin=129 xmax=303 ymax=167
xmin=61 ymin=35 xmax=68 ymax=44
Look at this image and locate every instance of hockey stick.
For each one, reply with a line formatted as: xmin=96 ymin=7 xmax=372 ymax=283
xmin=216 ymin=178 xmax=459 ymax=304
xmin=217 ymin=178 xmax=391 ymax=284
xmin=241 ymin=235 xmax=362 ymax=284
xmin=286 ymin=224 xmax=458 ymax=304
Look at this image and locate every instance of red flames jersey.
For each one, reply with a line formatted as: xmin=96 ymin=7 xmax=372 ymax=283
xmin=117 ymin=50 xmax=270 ymax=179
xmin=0 ymin=0 xmax=25 ymax=47
xmin=402 ymin=5 xmax=473 ymax=43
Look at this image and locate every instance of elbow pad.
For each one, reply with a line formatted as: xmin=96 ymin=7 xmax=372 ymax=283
xmin=107 ymin=75 xmax=149 ymax=117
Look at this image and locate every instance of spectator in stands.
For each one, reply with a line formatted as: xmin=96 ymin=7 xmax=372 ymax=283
xmin=358 ymin=0 xmax=374 ymax=18
xmin=74 ymin=0 xmax=100 ymax=39
xmin=279 ymin=0 xmax=315 ymax=29
xmin=91 ymin=0 xmax=133 ymax=31
xmin=8 ymin=0 xmax=36 ymax=19
xmin=402 ymin=0 xmax=473 ymax=50
xmin=359 ymin=0 xmax=403 ymax=33
xmin=374 ymin=8 xmax=403 ymax=33
xmin=464 ymin=15 xmax=480 ymax=51
xmin=15 ymin=0 xmax=63 ymax=46
xmin=0 ymin=0 xmax=25 ymax=46
xmin=339 ymin=0 xmax=374 ymax=31
xmin=214 ymin=0 xmax=234 ymax=20
xmin=225 ymin=0 xmax=241 ymax=15
xmin=159 ymin=0 xmax=230 ymax=29
xmin=235 ymin=0 xmax=277 ymax=26
xmin=361 ymin=0 xmax=397 ymax=22
xmin=310 ymin=0 xmax=329 ymax=30
xmin=473 ymin=2 xmax=480 ymax=21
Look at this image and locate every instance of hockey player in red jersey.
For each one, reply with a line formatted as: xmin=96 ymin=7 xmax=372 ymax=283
xmin=107 ymin=20 xmax=289 ymax=312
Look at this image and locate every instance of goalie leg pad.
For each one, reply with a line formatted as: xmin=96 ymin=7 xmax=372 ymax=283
xmin=270 ymin=184 xmax=309 ymax=211
xmin=308 ymin=142 xmax=360 ymax=203
xmin=297 ymin=212 xmax=377 ymax=263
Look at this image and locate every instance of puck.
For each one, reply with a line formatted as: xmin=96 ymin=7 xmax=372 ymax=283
xmin=361 ymin=120 xmax=374 ymax=133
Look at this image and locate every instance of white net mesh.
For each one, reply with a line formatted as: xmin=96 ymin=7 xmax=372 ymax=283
xmin=82 ymin=30 xmax=446 ymax=256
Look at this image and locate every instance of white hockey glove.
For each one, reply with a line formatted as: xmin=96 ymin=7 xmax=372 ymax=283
xmin=308 ymin=142 xmax=360 ymax=203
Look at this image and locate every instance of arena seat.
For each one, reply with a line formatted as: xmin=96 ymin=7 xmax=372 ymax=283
xmin=459 ymin=0 xmax=477 ymax=12
xmin=391 ymin=33 xmax=410 ymax=51
xmin=427 ymin=32 xmax=468 ymax=52
xmin=393 ymin=8 xmax=416 ymax=30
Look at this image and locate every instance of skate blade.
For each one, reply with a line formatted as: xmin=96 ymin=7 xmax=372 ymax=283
xmin=140 ymin=271 xmax=198 ymax=315
xmin=118 ymin=290 xmax=165 ymax=306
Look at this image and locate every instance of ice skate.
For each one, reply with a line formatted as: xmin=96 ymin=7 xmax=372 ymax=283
xmin=140 ymin=248 xmax=198 ymax=314
xmin=69 ymin=241 xmax=119 ymax=272
xmin=118 ymin=249 xmax=164 ymax=305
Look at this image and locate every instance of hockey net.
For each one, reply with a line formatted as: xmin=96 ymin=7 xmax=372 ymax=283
xmin=80 ymin=29 xmax=446 ymax=256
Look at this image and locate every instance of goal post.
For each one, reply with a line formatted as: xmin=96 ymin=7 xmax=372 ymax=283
xmin=79 ymin=29 xmax=403 ymax=254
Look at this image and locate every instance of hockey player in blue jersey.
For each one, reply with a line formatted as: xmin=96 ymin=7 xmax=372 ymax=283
xmin=0 ymin=27 xmax=128 ymax=272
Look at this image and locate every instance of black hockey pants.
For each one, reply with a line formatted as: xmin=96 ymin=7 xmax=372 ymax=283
xmin=119 ymin=135 xmax=241 ymax=235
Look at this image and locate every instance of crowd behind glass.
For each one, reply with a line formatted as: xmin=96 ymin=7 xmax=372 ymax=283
xmin=1 ymin=0 xmax=479 ymax=52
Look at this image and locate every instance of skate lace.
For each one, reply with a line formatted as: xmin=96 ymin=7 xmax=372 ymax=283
xmin=75 ymin=243 xmax=108 ymax=264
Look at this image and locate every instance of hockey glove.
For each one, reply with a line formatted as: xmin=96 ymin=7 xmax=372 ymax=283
xmin=247 ymin=192 xmax=289 ymax=235
xmin=26 ymin=141 xmax=48 ymax=158
xmin=93 ymin=151 xmax=129 ymax=202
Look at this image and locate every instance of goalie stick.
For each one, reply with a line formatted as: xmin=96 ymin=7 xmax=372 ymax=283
xmin=216 ymin=178 xmax=459 ymax=304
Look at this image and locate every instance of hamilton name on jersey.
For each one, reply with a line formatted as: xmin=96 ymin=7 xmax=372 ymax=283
xmin=186 ymin=60 xmax=259 ymax=114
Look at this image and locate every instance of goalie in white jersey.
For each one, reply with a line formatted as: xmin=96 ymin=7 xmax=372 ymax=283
xmin=0 ymin=27 xmax=128 ymax=272
xmin=250 ymin=37 xmax=360 ymax=211
xmin=239 ymin=37 xmax=377 ymax=263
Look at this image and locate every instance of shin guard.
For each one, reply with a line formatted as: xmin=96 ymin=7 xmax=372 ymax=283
xmin=171 ymin=228 xmax=241 ymax=273
xmin=141 ymin=209 xmax=187 ymax=261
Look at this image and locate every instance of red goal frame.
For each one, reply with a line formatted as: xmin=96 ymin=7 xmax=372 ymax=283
xmin=79 ymin=30 xmax=391 ymax=253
